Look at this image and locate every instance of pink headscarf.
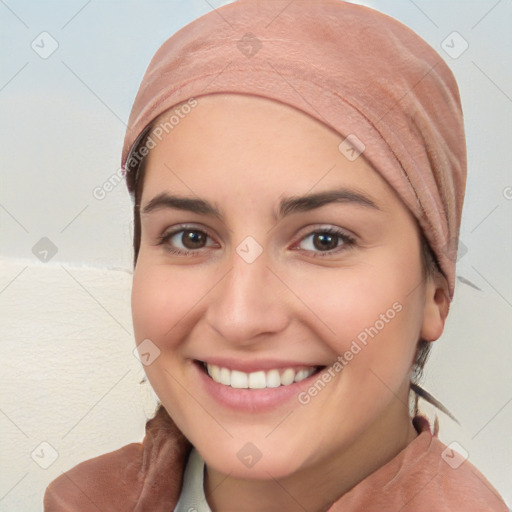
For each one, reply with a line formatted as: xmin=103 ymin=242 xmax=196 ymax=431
xmin=122 ymin=0 xmax=467 ymax=299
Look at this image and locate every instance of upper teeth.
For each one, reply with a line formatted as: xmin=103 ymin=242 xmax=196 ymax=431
xmin=205 ymin=363 xmax=317 ymax=389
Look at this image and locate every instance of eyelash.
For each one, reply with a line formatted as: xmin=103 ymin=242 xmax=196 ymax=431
xmin=156 ymin=225 xmax=356 ymax=258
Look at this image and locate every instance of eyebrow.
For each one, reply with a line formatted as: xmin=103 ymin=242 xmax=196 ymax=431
xmin=141 ymin=188 xmax=380 ymax=220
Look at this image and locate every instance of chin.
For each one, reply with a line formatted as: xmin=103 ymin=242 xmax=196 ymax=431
xmin=202 ymin=443 xmax=308 ymax=480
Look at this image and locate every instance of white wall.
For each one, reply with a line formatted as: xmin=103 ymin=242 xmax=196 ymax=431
xmin=0 ymin=0 xmax=510 ymax=509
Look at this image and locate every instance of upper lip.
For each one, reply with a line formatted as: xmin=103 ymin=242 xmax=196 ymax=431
xmin=196 ymin=358 xmax=327 ymax=373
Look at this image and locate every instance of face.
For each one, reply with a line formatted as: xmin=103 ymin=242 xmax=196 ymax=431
xmin=131 ymin=93 xmax=446 ymax=481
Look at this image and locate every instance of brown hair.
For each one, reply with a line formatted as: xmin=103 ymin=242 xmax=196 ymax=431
xmin=127 ymin=124 xmax=455 ymax=422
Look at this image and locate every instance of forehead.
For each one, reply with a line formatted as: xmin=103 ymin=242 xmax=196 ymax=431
xmin=140 ymin=94 xmax=400 ymax=210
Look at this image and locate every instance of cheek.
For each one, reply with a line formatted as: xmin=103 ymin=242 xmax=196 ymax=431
xmin=131 ymin=263 xmax=197 ymax=344
xmin=293 ymin=255 xmax=424 ymax=380
xmin=131 ymin=265 xmax=166 ymax=343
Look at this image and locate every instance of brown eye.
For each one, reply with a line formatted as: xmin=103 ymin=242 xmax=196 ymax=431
xmin=157 ymin=226 xmax=217 ymax=256
xmin=181 ymin=230 xmax=207 ymax=249
xmin=295 ymin=227 xmax=356 ymax=257
xmin=312 ymin=232 xmax=339 ymax=251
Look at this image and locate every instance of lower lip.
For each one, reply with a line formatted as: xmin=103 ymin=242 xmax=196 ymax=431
xmin=193 ymin=361 xmax=324 ymax=412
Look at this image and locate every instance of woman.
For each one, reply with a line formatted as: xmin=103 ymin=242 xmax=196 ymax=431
xmin=44 ymin=0 xmax=508 ymax=510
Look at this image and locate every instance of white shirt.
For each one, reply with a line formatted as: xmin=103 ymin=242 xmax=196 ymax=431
xmin=173 ymin=447 xmax=212 ymax=512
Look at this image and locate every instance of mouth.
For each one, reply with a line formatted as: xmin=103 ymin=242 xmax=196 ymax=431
xmin=196 ymin=360 xmax=326 ymax=390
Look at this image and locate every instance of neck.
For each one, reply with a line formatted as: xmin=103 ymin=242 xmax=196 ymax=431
xmin=203 ymin=401 xmax=419 ymax=512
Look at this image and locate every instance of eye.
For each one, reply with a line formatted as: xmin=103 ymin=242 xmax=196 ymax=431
xmin=155 ymin=225 xmax=355 ymax=258
xmin=294 ymin=227 xmax=356 ymax=257
xmin=156 ymin=225 xmax=217 ymax=256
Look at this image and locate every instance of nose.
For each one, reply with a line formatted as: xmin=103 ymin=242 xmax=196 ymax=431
xmin=205 ymin=251 xmax=291 ymax=346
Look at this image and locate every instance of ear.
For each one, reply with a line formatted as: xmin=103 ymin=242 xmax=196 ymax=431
xmin=420 ymin=271 xmax=450 ymax=342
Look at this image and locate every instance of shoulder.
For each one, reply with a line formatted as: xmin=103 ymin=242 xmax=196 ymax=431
xmin=43 ymin=442 xmax=144 ymax=511
xmin=332 ymin=417 xmax=508 ymax=511
xmin=44 ymin=406 xmax=192 ymax=512
xmin=399 ymin=417 xmax=508 ymax=510
xmin=417 ymin=434 xmax=508 ymax=511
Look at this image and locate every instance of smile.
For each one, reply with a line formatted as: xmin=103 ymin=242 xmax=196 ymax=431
xmin=203 ymin=362 xmax=321 ymax=389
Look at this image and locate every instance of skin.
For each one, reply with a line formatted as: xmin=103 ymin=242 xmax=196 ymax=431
xmin=131 ymin=93 xmax=450 ymax=512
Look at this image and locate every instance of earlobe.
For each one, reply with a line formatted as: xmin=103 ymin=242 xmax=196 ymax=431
xmin=420 ymin=273 xmax=450 ymax=342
